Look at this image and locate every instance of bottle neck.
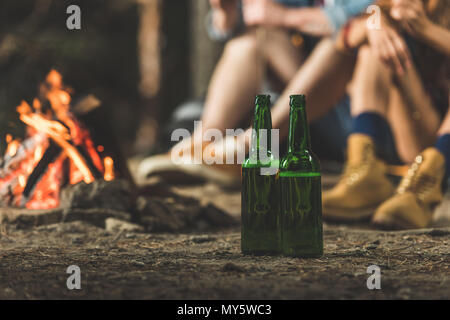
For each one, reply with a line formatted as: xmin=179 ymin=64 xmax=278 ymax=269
xmin=288 ymin=105 xmax=311 ymax=154
xmin=250 ymin=99 xmax=272 ymax=158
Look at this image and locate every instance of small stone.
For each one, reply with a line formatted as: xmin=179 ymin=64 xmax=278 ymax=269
xmin=2 ymin=287 xmax=16 ymax=298
xmin=131 ymin=260 xmax=145 ymax=266
xmin=105 ymin=218 xmax=144 ymax=233
xmin=71 ymin=236 xmax=85 ymax=244
xmin=189 ymin=235 xmax=216 ymax=244
xmin=222 ymin=263 xmax=246 ymax=273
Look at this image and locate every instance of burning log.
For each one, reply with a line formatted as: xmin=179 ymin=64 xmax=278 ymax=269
xmin=0 ymin=70 xmax=124 ymax=210
xmin=18 ymin=109 xmax=96 ymax=184
xmin=0 ymin=134 xmax=47 ymax=178
xmin=20 ymin=141 xmax=62 ymax=207
xmin=73 ymin=95 xmax=136 ymax=189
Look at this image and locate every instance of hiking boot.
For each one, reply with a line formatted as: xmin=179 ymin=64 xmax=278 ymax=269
xmin=373 ymin=148 xmax=445 ymax=229
xmin=323 ymin=134 xmax=395 ymax=221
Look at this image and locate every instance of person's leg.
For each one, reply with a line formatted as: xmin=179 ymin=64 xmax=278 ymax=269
xmin=188 ymin=28 xmax=304 ymax=152
xmin=332 ymin=45 xmax=446 ymax=229
xmin=386 ymin=70 xmax=441 ymax=163
xmin=349 ymin=45 xmax=441 ymax=163
xmin=263 ymin=29 xmax=306 ymax=85
xmin=270 ymin=39 xmax=357 ymax=141
xmin=436 ymin=109 xmax=450 ymax=176
xmin=138 ymin=28 xmax=304 ymax=184
xmin=322 ymin=45 xmax=399 ymax=221
xmin=374 ymin=109 xmax=448 ymax=229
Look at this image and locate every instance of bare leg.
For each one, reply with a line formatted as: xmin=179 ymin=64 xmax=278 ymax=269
xmin=182 ymin=28 xmax=303 ymax=153
xmin=438 ymin=106 xmax=450 ymax=135
xmin=349 ymin=46 xmax=391 ymax=117
xmin=350 ymin=45 xmax=441 ymax=163
xmin=271 ymin=39 xmax=357 ymax=141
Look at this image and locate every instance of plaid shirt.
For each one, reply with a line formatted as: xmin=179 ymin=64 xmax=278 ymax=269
xmin=207 ymin=0 xmax=374 ymax=41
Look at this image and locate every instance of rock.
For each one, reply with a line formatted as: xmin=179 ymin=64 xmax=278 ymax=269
xmin=136 ymin=195 xmax=236 ymax=233
xmin=136 ymin=196 xmax=200 ymax=232
xmin=0 ymin=207 xmax=131 ymax=229
xmin=60 ymin=179 xmax=133 ymax=213
xmin=199 ymin=204 xmax=237 ymax=228
xmin=222 ymin=263 xmax=246 ymax=273
xmin=428 ymin=229 xmax=450 ymax=237
xmin=36 ymin=221 xmax=103 ymax=234
xmin=62 ymin=208 xmax=131 ymax=228
xmin=0 ymin=208 xmax=63 ymax=229
xmin=188 ymin=235 xmax=217 ymax=244
xmin=105 ymin=218 xmax=143 ymax=233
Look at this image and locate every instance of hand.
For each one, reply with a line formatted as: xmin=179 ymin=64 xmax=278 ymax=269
xmin=210 ymin=0 xmax=239 ymax=33
xmin=367 ymin=18 xmax=412 ymax=75
xmin=210 ymin=0 xmax=239 ymax=12
xmin=335 ymin=17 xmax=368 ymax=52
xmin=390 ymin=0 xmax=430 ymax=35
xmin=242 ymin=0 xmax=287 ymax=28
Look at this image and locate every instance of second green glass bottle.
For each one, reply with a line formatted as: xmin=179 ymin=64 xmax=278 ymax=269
xmin=279 ymin=95 xmax=323 ymax=258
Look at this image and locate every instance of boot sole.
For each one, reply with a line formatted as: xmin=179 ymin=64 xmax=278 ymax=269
xmin=371 ymin=215 xmax=422 ymax=230
xmin=323 ymin=205 xmax=378 ymax=222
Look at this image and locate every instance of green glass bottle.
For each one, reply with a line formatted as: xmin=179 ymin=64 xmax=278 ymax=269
xmin=280 ymin=95 xmax=323 ymax=258
xmin=241 ymin=95 xmax=280 ymax=255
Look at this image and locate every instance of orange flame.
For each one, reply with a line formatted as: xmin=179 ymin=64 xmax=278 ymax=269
xmin=5 ymin=134 xmax=20 ymax=157
xmin=1 ymin=70 xmax=115 ymax=210
xmin=103 ymin=157 xmax=115 ymax=181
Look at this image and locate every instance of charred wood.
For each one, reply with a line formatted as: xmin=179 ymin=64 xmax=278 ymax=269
xmin=0 ymin=134 xmax=47 ymax=178
xmin=20 ymin=141 xmax=62 ymax=207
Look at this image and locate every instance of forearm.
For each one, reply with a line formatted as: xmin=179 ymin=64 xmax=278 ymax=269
xmin=416 ymin=21 xmax=450 ymax=57
xmin=211 ymin=8 xmax=239 ymax=35
xmin=284 ymin=8 xmax=333 ymax=37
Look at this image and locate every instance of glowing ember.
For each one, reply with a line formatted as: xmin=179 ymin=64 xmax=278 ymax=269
xmin=5 ymin=135 xmax=20 ymax=158
xmin=0 ymin=70 xmax=116 ymax=209
xmin=103 ymin=157 xmax=115 ymax=182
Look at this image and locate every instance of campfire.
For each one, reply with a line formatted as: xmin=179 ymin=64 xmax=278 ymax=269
xmin=0 ymin=70 xmax=115 ymax=210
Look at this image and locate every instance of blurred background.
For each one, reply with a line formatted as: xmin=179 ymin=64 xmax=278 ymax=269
xmin=0 ymin=0 xmax=222 ymax=156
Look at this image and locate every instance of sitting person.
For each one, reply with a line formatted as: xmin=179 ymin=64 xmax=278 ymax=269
xmin=322 ymin=0 xmax=450 ymax=229
xmin=138 ymin=0 xmax=374 ymax=185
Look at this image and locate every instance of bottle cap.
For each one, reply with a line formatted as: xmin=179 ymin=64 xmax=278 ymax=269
xmin=290 ymin=95 xmax=306 ymax=107
xmin=255 ymin=94 xmax=271 ymax=106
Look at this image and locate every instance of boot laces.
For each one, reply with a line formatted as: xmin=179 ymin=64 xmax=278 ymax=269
xmin=397 ymin=155 xmax=437 ymax=202
xmin=343 ymin=144 xmax=373 ymax=186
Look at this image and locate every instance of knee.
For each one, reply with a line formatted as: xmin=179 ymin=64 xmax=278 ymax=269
xmin=357 ymin=45 xmax=374 ymax=62
xmin=223 ymin=31 xmax=258 ymax=57
xmin=357 ymin=44 xmax=391 ymax=75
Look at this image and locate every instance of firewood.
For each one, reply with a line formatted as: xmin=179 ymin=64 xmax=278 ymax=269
xmin=0 ymin=134 xmax=47 ymax=178
xmin=75 ymin=99 xmax=136 ymax=189
xmin=20 ymin=141 xmax=62 ymax=207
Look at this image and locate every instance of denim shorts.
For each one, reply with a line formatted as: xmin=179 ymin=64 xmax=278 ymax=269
xmin=310 ymin=96 xmax=402 ymax=165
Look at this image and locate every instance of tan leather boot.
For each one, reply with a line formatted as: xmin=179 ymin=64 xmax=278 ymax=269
xmin=373 ymin=148 xmax=445 ymax=230
xmin=323 ymin=134 xmax=395 ymax=221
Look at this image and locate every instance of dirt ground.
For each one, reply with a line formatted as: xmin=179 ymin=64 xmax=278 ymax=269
xmin=0 ymin=179 xmax=449 ymax=300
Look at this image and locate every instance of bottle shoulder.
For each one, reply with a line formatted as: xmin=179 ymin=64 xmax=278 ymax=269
xmin=280 ymin=151 xmax=320 ymax=174
xmin=242 ymin=156 xmax=280 ymax=169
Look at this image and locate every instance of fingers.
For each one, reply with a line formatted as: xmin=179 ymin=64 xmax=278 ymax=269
xmin=370 ymin=28 xmax=412 ymax=76
xmin=391 ymin=0 xmax=423 ymax=21
xmin=390 ymin=31 xmax=412 ymax=69
xmin=386 ymin=31 xmax=413 ymax=75
xmin=384 ymin=37 xmax=405 ymax=75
